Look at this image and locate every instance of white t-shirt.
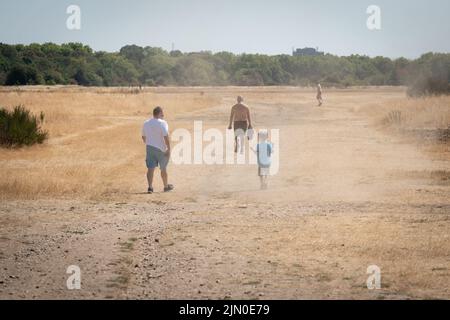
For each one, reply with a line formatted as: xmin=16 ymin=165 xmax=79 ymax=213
xmin=142 ymin=118 xmax=169 ymax=152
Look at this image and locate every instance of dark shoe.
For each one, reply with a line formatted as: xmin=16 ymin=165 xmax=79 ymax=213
xmin=164 ymin=184 xmax=174 ymax=193
xmin=148 ymin=187 xmax=154 ymax=194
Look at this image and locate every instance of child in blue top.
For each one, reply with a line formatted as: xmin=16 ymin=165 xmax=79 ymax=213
xmin=253 ymin=130 xmax=273 ymax=190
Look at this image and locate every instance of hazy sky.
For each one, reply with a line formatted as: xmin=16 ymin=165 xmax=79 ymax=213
xmin=1 ymin=0 xmax=449 ymax=58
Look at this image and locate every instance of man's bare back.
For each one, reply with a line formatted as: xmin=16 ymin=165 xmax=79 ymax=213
xmin=228 ymin=96 xmax=253 ymax=130
xmin=231 ymin=103 xmax=250 ymax=122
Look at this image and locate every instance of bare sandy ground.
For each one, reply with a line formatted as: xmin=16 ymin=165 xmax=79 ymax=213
xmin=0 ymin=87 xmax=449 ymax=299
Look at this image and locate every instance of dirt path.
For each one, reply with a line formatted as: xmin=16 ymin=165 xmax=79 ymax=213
xmin=1 ymin=89 xmax=449 ymax=299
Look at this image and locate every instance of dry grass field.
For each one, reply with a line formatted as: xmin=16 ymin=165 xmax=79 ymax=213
xmin=0 ymin=86 xmax=449 ymax=299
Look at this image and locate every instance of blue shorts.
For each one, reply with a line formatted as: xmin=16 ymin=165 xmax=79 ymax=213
xmin=146 ymin=145 xmax=169 ymax=170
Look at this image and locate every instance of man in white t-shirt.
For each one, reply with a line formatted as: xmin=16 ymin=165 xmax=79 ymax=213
xmin=142 ymin=107 xmax=173 ymax=194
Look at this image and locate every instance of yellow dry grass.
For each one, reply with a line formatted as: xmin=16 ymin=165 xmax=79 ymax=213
xmin=0 ymin=86 xmax=449 ymax=201
xmin=0 ymin=86 xmax=220 ymax=200
xmin=360 ymin=94 xmax=450 ymax=130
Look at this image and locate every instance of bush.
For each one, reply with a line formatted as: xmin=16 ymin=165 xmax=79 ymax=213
xmin=74 ymin=68 xmax=103 ymax=86
xmin=407 ymin=75 xmax=450 ymax=97
xmin=0 ymin=106 xmax=48 ymax=147
xmin=5 ymin=65 xmax=44 ymax=85
xmin=407 ymin=53 xmax=450 ymax=97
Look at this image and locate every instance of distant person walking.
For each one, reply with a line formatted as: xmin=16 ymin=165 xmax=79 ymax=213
xmin=317 ymin=83 xmax=323 ymax=106
xmin=228 ymin=96 xmax=253 ymax=153
xmin=142 ymin=107 xmax=174 ymax=194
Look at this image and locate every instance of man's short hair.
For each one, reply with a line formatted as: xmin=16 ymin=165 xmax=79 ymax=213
xmin=153 ymin=107 xmax=163 ymax=117
xmin=237 ymin=96 xmax=244 ymax=103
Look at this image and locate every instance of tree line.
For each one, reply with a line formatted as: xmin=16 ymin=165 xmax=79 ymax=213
xmin=0 ymin=43 xmax=449 ymax=95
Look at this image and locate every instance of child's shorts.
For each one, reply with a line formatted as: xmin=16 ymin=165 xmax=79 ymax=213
xmin=258 ymin=167 xmax=270 ymax=177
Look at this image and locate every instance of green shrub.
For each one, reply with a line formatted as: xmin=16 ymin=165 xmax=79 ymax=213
xmin=5 ymin=65 xmax=44 ymax=85
xmin=407 ymin=53 xmax=450 ymax=97
xmin=0 ymin=106 xmax=48 ymax=147
xmin=407 ymin=75 xmax=450 ymax=97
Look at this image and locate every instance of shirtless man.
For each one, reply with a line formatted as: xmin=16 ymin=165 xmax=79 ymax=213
xmin=228 ymin=96 xmax=253 ymax=153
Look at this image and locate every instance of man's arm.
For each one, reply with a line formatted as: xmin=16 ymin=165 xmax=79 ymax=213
xmin=142 ymin=125 xmax=146 ymax=144
xmin=247 ymin=107 xmax=253 ymax=129
xmin=164 ymin=135 xmax=171 ymax=157
xmin=228 ymin=106 xmax=235 ymax=129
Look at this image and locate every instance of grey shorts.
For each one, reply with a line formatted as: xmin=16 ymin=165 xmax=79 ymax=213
xmin=146 ymin=145 xmax=169 ymax=170
xmin=258 ymin=167 xmax=271 ymax=177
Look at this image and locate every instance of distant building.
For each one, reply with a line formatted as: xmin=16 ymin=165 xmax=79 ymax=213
xmin=293 ymin=47 xmax=324 ymax=56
